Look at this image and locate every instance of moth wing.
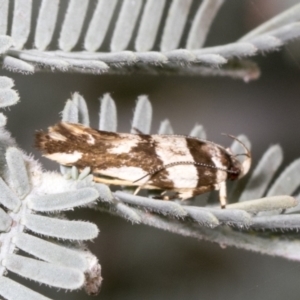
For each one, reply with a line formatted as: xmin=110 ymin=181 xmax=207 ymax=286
xmin=36 ymin=123 xmax=230 ymax=191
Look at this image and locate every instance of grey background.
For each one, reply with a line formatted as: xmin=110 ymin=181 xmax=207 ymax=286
xmin=3 ymin=0 xmax=300 ymax=299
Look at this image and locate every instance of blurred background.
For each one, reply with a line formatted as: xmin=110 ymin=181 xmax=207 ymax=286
xmin=3 ymin=0 xmax=300 ymax=299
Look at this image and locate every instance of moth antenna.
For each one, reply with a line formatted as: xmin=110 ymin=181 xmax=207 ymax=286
xmin=132 ymin=127 xmax=145 ymax=135
xmin=133 ymin=173 xmax=152 ymax=184
xmin=132 ymin=168 xmax=165 ymax=194
xmin=133 ymin=161 xmax=238 ymax=185
xmin=222 ymin=133 xmax=252 ymax=178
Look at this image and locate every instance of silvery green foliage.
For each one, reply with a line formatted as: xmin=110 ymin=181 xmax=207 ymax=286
xmin=61 ymin=93 xmax=300 ymax=262
xmin=0 ymin=149 xmax=102 ymax=299
xmin=0 ymin=85 xmax=103 ymax=299
xmin=0 ymin=77 xmax=19 ymax=109
xmin=0 ymin=1 xmax=300 ymax=79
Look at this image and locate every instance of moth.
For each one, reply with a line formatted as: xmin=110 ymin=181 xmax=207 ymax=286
xmin=35 ymin=122 xmax=251 ymax=208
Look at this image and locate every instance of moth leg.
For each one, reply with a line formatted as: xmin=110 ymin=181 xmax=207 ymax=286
xmin=152 ymin=190 xmax=166 ymax=199
xmin=218 ymin=181 xmax=227 ymax=209
xmin=153 ymin=191 xmax=177 ymax=201
xmin=133 ymin=178 xmax=152 ymax=195
xmin=133 ymin=185 xmax=143 ymax=196
xmin=187 ymin=183 xmax=227 ymax=208
xmin=177 ymin=185 xmax=215 ymax=201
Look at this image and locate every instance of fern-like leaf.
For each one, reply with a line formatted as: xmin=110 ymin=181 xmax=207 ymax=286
xmin=0 ymin=81 xmax=102 ymax=299
xmin=0 ymin=1 xmax=299 ymax=79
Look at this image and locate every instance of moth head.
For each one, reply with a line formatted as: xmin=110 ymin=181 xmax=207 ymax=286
xmin=224 ymin=134 xmax=252 ymax=180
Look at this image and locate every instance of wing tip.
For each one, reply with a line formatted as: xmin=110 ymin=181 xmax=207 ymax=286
xmin=34 ymin=130 xmax=48 ymax=152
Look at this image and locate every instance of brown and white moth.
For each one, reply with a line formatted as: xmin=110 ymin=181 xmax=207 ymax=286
xmin=35 ymin=122 xmax=251 ymax=208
